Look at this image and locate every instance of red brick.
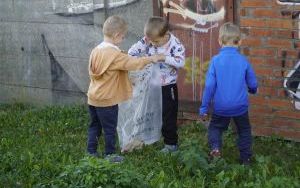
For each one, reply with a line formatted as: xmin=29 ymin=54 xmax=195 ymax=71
xmin=272 ymin=69 xmax=284 ymax=78
xmin=250 ymin=105 xmax=273 ymax=114
xmin=265 ymin=58 xmax=284 ymax=68
xmin=266 ymin=19 xmax=293 ymax=29
xmin=267 ymin=39 xmax=292 ymax=48
xmin=240 ymin=18 xmax=266 ymax=28
xmin=268 ymin=98 xmax=294 ymax=108
xmin=252 ymin=9 xmax=280 ymax=18
xmin=181 ymin=112 xmax=201 ymax=121
xmin=178 ymin=119 xmax=196 ymax=126
xmin=272 ymin=117 xmax=300 ymax=129
xmin=277 ymin=130 xmax=300 ymax=141
xmin=253 ymin=127 xmax=300 ymax=141
xmin=241 ymin=47 xmax=250 ymax=56
xmin=286 ymin=60 xmax=298 ymax=68
xmin=275 ymin=110 xmax=300 ymax=120
xmin=275 ymin=30 xmax=294 ymax=39
xmin=249 ymin=28 xmax=273 ymax=37
xmin=268 ymin=88 xmax=287 ymax=98
xmin=249 ymin=57 xmax=266 ymax=66
xmin=241 ymin=38 xmax=262 ymax=47
xmin=258 ymin=87 xmax=277 ymax=96
xmin=250 ymin=115 xmax=273 ymax=125
xmin=249 ymin=48 xmax=276 ymax=57
xmin=249 ymin=96 xmax=268 ymax=105
xmin=252 ymin=127 xmax=275 ymax=136
xmin=254 ymin=67 xmax=273 ymax=75
xmin=273 ymin=68 xmax=288 ymax=78
xmin=277 ymin=89 xmax=288 ymax=98
xmin=260 ymin=78 xmax=283 ymax=87
xmin=240 ymin=28 xmax=250 ymax=35
xmin=278 ymin=49 xmax=299 ymax=59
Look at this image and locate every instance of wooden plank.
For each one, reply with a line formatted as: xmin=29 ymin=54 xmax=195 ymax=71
xmin=152 ymin=0 xmax=162 ymax=17
xmin=226 ymin=0 xmax=235 ymax=22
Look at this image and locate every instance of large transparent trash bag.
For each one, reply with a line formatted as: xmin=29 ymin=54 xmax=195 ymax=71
xmin=117 ymin=63 xmax=162 ymax=152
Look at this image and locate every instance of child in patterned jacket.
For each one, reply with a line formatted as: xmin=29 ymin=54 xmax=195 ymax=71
xmin=128 ymin=16 xmax=185 ymax=152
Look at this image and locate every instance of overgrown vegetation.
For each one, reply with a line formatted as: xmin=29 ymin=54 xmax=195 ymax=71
xmin=0 ymin=104 xmax=299 ymax=187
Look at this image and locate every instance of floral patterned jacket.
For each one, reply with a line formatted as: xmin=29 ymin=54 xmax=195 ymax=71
xmin=128 ymin=33 xmax=185 ymax=86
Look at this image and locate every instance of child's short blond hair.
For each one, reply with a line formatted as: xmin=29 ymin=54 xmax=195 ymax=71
xmin=144 ymin=17 xmax=169 ymax=39
xmin=103 ymin=15 xmax=127 ymax=38
xmin=219 ymin=22 xmax=241 ymax=45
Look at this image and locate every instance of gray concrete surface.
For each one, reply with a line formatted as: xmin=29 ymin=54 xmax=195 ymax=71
xmin=0 ymin=0 xmax=153 ymax=105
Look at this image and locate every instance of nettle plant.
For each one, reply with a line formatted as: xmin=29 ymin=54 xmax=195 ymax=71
xmin=42 ymin=157 xmax=146 ymax=188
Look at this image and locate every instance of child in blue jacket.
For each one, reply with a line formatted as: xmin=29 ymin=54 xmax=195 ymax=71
xmin=199 ymin=22 xmax=258 ymax=165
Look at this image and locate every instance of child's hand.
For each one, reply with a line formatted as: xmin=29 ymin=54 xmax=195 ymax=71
xmin=151 ymin=54 xmax=166 ymax=63
xmin=248 ymin=87 xmax=257 ymax=94
xmin=200 ymin=113 xmax=209 ymax=122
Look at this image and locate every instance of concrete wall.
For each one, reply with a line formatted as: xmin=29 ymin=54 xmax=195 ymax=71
xmin=0 ymin=0 xmax=153 ymax=105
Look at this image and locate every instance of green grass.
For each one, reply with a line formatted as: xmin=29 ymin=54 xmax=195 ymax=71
xmin=0 ymin=104 xmax=299 ymax=188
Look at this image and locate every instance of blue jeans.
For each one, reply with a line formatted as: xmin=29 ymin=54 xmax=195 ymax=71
xmin=208 ymin=112 xmax=252 ymax=160
xmin=87 ymin=105 xmax=118 ymax=155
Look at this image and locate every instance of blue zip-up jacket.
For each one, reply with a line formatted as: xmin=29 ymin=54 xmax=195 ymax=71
xmin=199 ymin=47 xmax=258 ymax=117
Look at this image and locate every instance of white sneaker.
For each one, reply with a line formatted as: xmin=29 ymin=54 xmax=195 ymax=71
xmin=160 ymin=144 xmax=178 ymax=153
xmin=104 ymin=154 xmax=124 ymax=163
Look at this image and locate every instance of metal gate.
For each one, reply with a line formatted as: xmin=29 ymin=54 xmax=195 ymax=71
xmin=153 ymin=0 xmax=234 ymax=113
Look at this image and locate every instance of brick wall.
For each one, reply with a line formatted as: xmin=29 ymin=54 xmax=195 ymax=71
xmin=238 ymin=0 xmax=300 ymax=140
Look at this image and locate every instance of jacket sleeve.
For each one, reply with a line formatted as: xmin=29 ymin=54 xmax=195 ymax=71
xmin=199 ymin=60 xmax=216 ymax=115
xmin=128 ymin=37 xmax=148 ymax=57
xmin=246 ymin=62 xmax=258 ymax=94
xmin=109 ymin=51 xmax=151 ymax=71
xmin=164 ymin=44 xmax=185 ymax=68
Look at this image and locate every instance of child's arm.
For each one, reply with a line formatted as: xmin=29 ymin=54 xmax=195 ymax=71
xmin=164 ymin=44 xmax=185 ymax=68
xmin=199 ymin=60 xmax=217 ymax=116
xmin=128 ymin=37 xmax=148 ymax=57
xmin=110 ymin=51 xmax=164 ymax=71
xmin=246 ymin=62 xmax=258 ymax=94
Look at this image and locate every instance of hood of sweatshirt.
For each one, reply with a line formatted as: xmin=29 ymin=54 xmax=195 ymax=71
xmin=89 ymin=42 xmax=121 ymax=78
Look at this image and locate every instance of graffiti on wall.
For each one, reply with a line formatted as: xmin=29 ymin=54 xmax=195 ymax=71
xmin=277 ymin=0 xmax=300 ymax=5
xmin=161 ymin=0 xmax=225 ymax=32
xmin=53 ymin=0 xmax=140 ymax=16
xmin=278 ymin=0 xmax=300 ymax=110
xmin=161 ymin=0 xmax=226 ymax=102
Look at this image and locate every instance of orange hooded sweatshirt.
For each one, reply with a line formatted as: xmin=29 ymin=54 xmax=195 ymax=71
xmin=87 ymin=42 xmax=152 ymax=107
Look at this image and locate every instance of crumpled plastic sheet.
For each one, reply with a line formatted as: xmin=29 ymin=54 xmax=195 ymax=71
xmin=117 ymin=63 xmax=162 ymax=152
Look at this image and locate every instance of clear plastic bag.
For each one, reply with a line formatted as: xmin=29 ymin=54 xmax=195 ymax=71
xmin=117 ymin=63 xmax=162 ymax=152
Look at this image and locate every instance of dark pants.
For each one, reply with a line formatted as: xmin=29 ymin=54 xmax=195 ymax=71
xmin=162 ymin=84 xmax=178 ymax=145
xmin=208 ymin=112 xmax=252 ymax=160
xmin=87 ymin=105 xmax=118 ymax=155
